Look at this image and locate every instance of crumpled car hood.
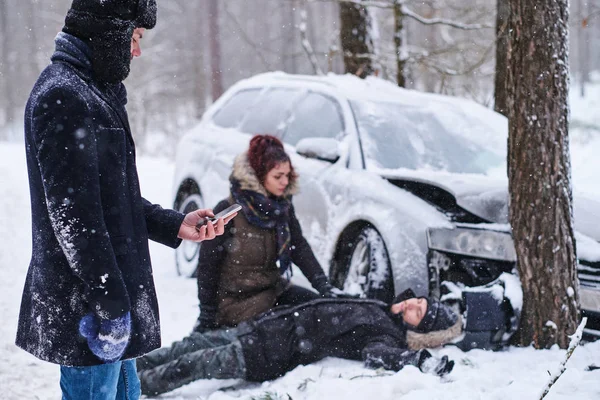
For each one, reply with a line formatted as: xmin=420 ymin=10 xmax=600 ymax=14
xmin=377 ymin=168 xmax=600 ymax=242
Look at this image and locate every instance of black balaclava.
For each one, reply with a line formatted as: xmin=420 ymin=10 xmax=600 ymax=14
xmin=63 ymin=0 xmax=157 ymax=84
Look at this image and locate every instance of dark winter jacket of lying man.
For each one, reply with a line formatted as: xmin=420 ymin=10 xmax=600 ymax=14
xmin=137 ymin=282 xmax=518 ymax=396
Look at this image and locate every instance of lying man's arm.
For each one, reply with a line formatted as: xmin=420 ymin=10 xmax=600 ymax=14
xmin=362 ymin=337 xmax=454 ymax=376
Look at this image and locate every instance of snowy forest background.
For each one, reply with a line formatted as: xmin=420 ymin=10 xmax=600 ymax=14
xmin=0 ymin=0 xmax=598 ymax=155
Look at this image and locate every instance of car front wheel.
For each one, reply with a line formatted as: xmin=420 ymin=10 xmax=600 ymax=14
xmin=175 ymin=190 xmax=204 ymax=278
xmin=335 ymin=226 xmax=394 ymax=302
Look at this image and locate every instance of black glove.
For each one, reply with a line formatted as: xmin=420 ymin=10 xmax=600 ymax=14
xmin=312 ymin=275 xmax=359 ymax=299
xmin=193 ymin=305 xmax=218 ymax=333
xmin=418 ymin=349 xmax=455 ymax=377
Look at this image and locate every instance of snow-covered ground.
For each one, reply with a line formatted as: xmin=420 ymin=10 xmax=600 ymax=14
xmin=570 ymin=77 xmax=600 ymax=200
xmin=1 ymin=140 xmax=599 ymax=400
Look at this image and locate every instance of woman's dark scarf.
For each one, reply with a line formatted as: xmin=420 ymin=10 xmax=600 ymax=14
xmin=230 ymin=177 xmax=292 ymax=275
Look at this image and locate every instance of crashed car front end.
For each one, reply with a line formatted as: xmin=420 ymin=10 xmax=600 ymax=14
xmin=427 ymin=224 xmax=600 ymax=342
xmin=426 ymin=225 xmax=516 ymax=297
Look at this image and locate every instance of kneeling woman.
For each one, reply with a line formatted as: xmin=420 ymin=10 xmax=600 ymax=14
xmin=195 ymin=135 xmax=345 ymax=331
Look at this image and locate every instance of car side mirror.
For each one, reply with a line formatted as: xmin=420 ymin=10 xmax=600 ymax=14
xmin=295 ymin=137 xmax=340 ymax=163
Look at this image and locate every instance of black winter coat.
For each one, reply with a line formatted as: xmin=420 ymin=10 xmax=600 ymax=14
xmin=16 ymin=32 xmax=185 ymax=366
xmin=237 ymin=298 xmax=410 ymax=381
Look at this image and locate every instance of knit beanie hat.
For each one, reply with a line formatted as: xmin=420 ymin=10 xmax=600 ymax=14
xmin=63 ymin=0 xmax=157 ymax=83
xmin=415 ymin=297 xmax=458 ymax=333
xmin=392 ymin=288 xmax=458 ymax=333
xmin=392 ymin=288 xmax=417 ymax=305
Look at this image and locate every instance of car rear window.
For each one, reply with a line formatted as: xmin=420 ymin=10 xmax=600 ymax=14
xmin=212 ymin=89 xmax=262 ymax=129
xmin=239 ymin=88 xmax=303 ymax=135
xmin=283 ymin=92 xmax=345 ymax=146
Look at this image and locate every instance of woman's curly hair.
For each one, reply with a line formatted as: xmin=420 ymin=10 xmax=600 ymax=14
xmin=247 ymin=135 xmax=297 ymax=185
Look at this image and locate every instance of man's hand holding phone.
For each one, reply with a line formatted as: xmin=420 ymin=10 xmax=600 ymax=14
xmin=178 ymin=206 xmax=238 ymax=242
xmin=195 ymin=204 xmax=241 ymax=229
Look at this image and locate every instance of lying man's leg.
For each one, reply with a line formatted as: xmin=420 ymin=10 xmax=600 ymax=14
xmin=137 ymin=328 xmax=239 ymax=372
xmin=139 ymin=340 xmax=246 ymax=396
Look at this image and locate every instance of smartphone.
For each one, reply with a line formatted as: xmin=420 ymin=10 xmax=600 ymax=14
xmin=196 ymin=203 xmax=242 ymax=229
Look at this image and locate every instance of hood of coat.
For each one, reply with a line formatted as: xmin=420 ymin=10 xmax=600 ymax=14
xmin=231 ymin=152 xmax=298 ymax=198
xmin=406 ymin=316 xmax=463 ymax=350
xmin=52 ymin=32 xmax=93 ymax=76
xmin=51 ymin=32 xmax=128 ymax=107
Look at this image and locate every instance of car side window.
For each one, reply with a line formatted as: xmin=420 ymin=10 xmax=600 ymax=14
xmin=239 ymin=88 xmax=302 ymax=136
xmin=212 ymin=89 xmax=262 ymax=129
xmin=282 ymin=92 xmax=345 ymax=146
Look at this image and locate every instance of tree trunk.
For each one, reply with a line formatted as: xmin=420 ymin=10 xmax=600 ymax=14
xmin=506 ymin=0 xmax=579 ymax=349
xmin=283 ymin=0 xmax=298 ymax=74
xmin=208 ymin=0 xmax=224 ymax=101
xmin=0 ymin=0 xmax=15 ymax=130
xmin=339 ymin=0 xmax=373 ymax=78
xmin=578 ymin=0 xmax=589 ymax=97
xmin=193 ymin=1 xmax=207 ymax=118
xmin=493 ymin=0 xmax=509 ymax=116
xmin=393 ymin=1 xmax=406 ymax=87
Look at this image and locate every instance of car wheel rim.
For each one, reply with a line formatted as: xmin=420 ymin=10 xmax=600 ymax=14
xmin=344 ymin=236 xmax=370 ymax=296
xmin=175 ymin=193 xmax=204 ymax=277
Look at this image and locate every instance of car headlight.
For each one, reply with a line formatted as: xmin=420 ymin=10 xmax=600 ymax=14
xmin=427 ymin=227 xmax=517 ymax=262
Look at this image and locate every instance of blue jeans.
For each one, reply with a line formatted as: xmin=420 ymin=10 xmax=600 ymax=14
xmin=60 ymin=360 xmax=141 ymax=400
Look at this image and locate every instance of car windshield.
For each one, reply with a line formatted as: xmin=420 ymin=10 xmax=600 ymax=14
xmin=351 ymin=100 xmax=505 ymax=174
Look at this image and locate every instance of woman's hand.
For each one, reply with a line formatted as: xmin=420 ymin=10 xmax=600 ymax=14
xmin=312 ymin=274 xmax=360 ymax=299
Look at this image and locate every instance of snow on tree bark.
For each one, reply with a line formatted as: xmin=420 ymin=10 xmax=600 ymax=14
xmin=494 ymin=0 xmax=510 ymax=116
xmin=339 ymin=0 xmax=374 ymax=78
xmin=393 ymin=1 xmax=407 ymax=88
xmin=506 ymin=0 xmax=580 ymax=349
xmin=208 ymin=0 xmax=224 ymax=101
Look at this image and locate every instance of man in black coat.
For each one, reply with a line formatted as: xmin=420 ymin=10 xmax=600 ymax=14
xmin=16 ymin=0 xmax=232 ymax=398
xmin=137 ymin=295 xmax=461 ymax=396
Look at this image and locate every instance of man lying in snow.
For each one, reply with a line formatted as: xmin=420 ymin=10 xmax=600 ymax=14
xmin=137 ymin=279 xmax=518 ymax=396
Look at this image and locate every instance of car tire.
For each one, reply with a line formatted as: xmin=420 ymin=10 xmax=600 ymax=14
xmin=174 ymin=189 xmax=205 ymax=278
xmin=335 ymin=226 xmax=394 ymax=303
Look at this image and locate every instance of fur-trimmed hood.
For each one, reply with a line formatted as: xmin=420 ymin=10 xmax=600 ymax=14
xmin=406 ymin=316 xmax=464 ymax=350
xmin=231 ymin=152 xmax=298 ymax=197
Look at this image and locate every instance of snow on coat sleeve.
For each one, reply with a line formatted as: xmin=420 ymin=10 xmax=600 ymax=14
xmin=31 ymin=87 xmax=130 ymax=320
xmin=142 ymin=197 xmax=185 ymax=249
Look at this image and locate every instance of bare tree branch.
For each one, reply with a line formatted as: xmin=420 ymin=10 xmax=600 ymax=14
xmin=339 ymin=0 xmax=395 ymax=8
xmin=585 ymin=9 xmax=600 ymax=21
xmin=302 ymin=0 xmax=397 ymax=9
xmin=401 ymin=5 xmax=494 ymax=30
xmin=299 ymin=8 xmax=324 ymax=75
xmin=539 ymin=318 xmax=587 ymax=400
xmin=327 ymin=28 xmax=341 ymax=72
xmin=222 ymin=3 xmax=273 ymax=69
xmin=306 ymin=0 xmax=493 ymax=30
xmin=416 ymin=38 xmax=496 ymax=76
